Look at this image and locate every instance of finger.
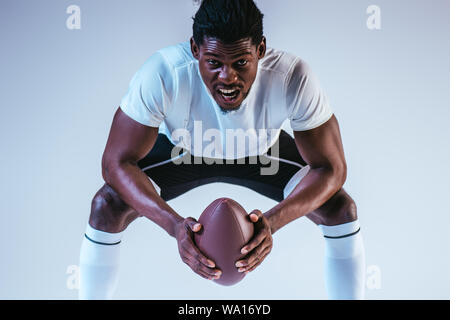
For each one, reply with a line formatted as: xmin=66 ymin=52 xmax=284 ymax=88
xmin=194 ymin=266 xmax=213 ymax=280
xmin=196 ymin=266 xmax=220 ymax=280
xmin=193 ymin=250 xmax=218 ymax=270
xmin=192 ymin=223 xmax=202 ymax=232
xmin=244 ymin=247 xmax=271 ymax=273
xmin=182 ymin=256 xmax=211 ymax=280
xmin=182 ymin=235 xmax=216 ymax=268
xmin=237 ymin=240 xmax=270 ymax=268
xmin=248 ymin=209 xmax=262 ymax=223
xmin=182 ymin=245 xmax=216 ymax=269
xmin=180 ymin=222 xmax=213 ymax=265
xmin=240 ymin=231 xmax=266 ymax=254
xmin=185 ymin=217 xmax=202 ymax=233
xmin=183 ymin=254 xmax=222 ymax=279
xmin=181 ymin=255 xmax=210 ymax=279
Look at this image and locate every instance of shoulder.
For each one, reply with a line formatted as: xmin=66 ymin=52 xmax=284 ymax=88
xmin=156 ymin=41 xmax=196 ymax=70
xmin=132 ymin=42 xmax=196 ymax=91
xmin=136 ymin=42 xmax=194 ymax=77
xmin=260 ymin=47 xmax=316 ymax=84
xmin=259 ymin=47 xmax=306 ymax=78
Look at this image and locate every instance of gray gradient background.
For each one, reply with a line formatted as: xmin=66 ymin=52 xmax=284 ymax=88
xmin=1 ymin=0 xmax=449 ymax=299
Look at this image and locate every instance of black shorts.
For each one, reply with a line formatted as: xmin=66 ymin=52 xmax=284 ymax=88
xmin=137 ymin=130 xmax=308 ymax=202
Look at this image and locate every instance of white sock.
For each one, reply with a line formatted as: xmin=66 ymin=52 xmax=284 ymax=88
xmin=79 ymin=224 xmax=124 ymax=300
xmin=319 ymin=220 xmax=366 ymax=300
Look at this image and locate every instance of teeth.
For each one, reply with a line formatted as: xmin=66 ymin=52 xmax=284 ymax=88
xmin=219 ymin=88 xmax=237 ymax=94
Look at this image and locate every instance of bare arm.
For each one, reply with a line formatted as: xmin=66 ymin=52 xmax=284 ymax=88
xmin=234 ymin=114 xmax=347 ymax=273
xmin=265 ymin=115 xmax=347 ymax=233
xmin=102 ymin=107 xmax=221 ymax=279
xmin=101 ymin=107 xmax=183 ymax=237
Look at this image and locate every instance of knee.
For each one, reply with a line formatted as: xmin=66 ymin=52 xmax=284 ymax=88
xmin=316 ymin=189 xmax=358 ymax=226
xmin=89 ymin=185 xmax=140 ymax=233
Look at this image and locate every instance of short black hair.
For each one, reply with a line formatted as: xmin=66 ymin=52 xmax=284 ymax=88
xmin=192 ymin=0 xmax=264 ymax=47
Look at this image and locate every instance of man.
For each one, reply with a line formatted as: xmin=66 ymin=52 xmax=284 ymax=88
xmin=79 ymin=0 xmax=365 ymax=299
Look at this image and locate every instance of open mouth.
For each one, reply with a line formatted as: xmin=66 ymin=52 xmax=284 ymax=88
xmin=217 ymin=88 xmax=240 ymax=104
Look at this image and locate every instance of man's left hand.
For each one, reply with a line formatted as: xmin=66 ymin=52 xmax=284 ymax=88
xmin=235 ymin=209 xmax=273 ymax=274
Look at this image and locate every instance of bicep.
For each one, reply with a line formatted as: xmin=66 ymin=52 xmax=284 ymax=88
xmin=293 ymin=115 xmax=346 ymax=173
xmin=102 ymin=107 xmax=159 ymax=168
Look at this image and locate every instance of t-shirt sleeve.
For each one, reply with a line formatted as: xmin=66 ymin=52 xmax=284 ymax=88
xmin=119 ymin=51 xmax=175 ymax=127
xmin=285 ymin=58 xmax=333 ymax=131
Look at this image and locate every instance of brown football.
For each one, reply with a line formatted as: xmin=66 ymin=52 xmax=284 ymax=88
xmin=194 ymin=198 xmax=254 ymax=286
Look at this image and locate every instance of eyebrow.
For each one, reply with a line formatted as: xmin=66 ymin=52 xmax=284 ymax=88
xmin=204 ymin=51 xmax=253 ymax=59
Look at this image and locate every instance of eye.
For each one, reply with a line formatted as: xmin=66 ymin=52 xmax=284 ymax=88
xmin=207 ymin=59 xmax=220 ymax=66
xmin=236 ymin=59 xmax=248 ymax=66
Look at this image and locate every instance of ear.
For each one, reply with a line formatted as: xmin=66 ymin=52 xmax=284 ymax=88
xmin=256 ymin=36 xmax=266 ymax=60
xmin=190 ymin=37 xmax=200 ymax=60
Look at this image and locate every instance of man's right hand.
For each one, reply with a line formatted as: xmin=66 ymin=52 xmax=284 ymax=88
xmin=175 ymin=217 xmax=222 ymax=280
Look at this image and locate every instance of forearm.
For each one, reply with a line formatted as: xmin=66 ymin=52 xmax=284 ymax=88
xmin=103 ymin=161 xmax=183 ymax=237
xmin=265 ymin=167 xmax=345 ymax=234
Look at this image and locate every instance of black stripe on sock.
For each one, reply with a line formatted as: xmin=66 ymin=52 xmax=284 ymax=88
xmin=323 ymin=227 xmax=360 ymax=239
xmin=84 ymin=233 xmax=121 ymax=246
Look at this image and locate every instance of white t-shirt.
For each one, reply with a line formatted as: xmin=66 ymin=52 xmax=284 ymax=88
xmin=120 ymin=41 xmax=333 ymax=159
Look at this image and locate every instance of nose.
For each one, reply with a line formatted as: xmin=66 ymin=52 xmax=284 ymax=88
xmin=218 ymin=65 xmax=238 ymax=85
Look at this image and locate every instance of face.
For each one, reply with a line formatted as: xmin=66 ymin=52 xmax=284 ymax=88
xmin=191 ymin=36 xmax=266 ymax=112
